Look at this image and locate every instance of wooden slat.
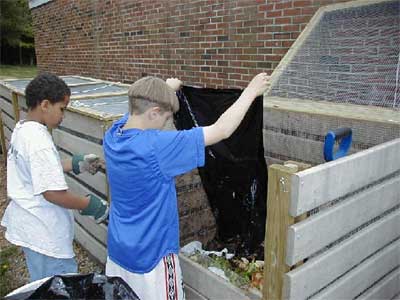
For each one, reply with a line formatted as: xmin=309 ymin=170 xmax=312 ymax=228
xmin=1 ymin=111 xmax=15 ymax=131
xmin=65 ymin=175 xmax=108 ymax=246
xmin=184 ymin=284 xmax=208 ymax=300
xmin=59 ymin=151 xmax=107 ymax=196
xmin=179 ymin=254 xmax=256 ymax=300
xmin=0 ymin=114 xmax=6 ymax=157
xmin=263 ymin=130 xmax=357 ymax=164
xmin=73 ymin=211 xmax=107 ymax=246
xmin=74 ymin=221 xmax=107 ymax=265
xmin=290 ymin=138 xmax=400 ymax=216
xmin=12 ymin=93 xmax=20 ymax=121
xmin=64 ymin=172 xmax=107 ymax=203
xmin=17 ymin=94 xmax=27 ymax=110
xmin=263 ymin=164 xmax=298 ymax=300
xmin=358 ymin=268 xmax=400 ymax=300
xmin=311 ymin=240 xmax=400 ymax=300
xmin=0 ymin=98 xmax=15 ymax=118
xmin=264 ymin=98 xmax=400 ymax=130
xmin=0 ymin=84 xmax=12 ymax=100
xmin=19 ymin=109 xmax=27 ymax=120
xmin=283 ymin=209 xmax=400 ymax=299
xmin=61 ymin=110 xmax=105 ymax=140
xmin=286 ymin=175 xmax=400 ymax=266
xmin=263 ymin=104 xmax=400 ymax=153
xmin=53 ymin=129 xmax=104 ymax=159
xmin=3 ymin=125 xmax=12 ymax=142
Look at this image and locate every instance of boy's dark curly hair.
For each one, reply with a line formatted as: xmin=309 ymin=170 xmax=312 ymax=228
xmin=25 ymin=73 xmax=71 ymax=109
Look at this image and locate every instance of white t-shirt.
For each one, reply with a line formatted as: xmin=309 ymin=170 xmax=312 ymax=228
xmin=1 ymin=121 xmax=74 ymax=258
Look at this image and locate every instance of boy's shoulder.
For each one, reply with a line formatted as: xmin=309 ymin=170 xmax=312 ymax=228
xmin=14 ymin=121 xmax=53 ymax=149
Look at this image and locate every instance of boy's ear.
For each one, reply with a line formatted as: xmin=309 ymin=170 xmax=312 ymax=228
xmin=40 ymin=99 xmax=50 ymax=112
xmin=148 ymin=106 xmax=161 ymax=120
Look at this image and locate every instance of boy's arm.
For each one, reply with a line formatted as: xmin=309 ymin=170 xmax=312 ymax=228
xmin=62 ymin=159 xmax=73 ymax=173
xmin=43 ymin=190 xmax=109 ymax=223
xmin=203 ymin=73 xmax=270 ymax=146
xmin=43 ymin=190 xmax=89 ymax=209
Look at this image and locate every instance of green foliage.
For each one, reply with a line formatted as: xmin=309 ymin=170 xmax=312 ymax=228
xmin=0 ymin=0 xmax=34 ymax=48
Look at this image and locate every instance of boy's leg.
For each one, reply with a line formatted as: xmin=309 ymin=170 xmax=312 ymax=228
xmin=22 ymin=247 xmax=78 ymax=282
xmin=106 ymin=253 xmax=185 ymax=300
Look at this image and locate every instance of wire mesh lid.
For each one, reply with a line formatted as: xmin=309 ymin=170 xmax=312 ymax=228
xmin=268 ymin=0 xmax=400 ymax=109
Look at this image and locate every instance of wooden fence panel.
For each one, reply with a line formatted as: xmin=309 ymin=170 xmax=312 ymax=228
xmin=53 ymin=129 xmax=104 ymax=159
xmin=311 ymin=240 xmax=400 ymax=300
xmin=59 ymin=150 xmax=107 ymax=198
xmin=358 ymin=268 xmax=400 ymax=300
xmin=0 ymin=98 xmax=15 ymax=119
xmin=75 ymin=222 xmax=107 ymax=265
xmin=59 ymin=110 xmax=106 ymax=141
xmin=1 ymin=111 xmax=15 ymax=132
xmin=286 ymin=175 xmax=400 ymax=266
xmin=283 ymin=209 xmax=400 ymax=299
xmin=290 ymin=138 xmax=400 ymax=216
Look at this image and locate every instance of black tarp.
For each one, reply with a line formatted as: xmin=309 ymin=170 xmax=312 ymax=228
xmin=174 ymin=87 xmax=267 ymax=258
xmin=5 ymin=273 xmax=140 ymax=300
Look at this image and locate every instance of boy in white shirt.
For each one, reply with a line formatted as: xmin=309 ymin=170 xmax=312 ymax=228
xmin=1 ymin=73 xmax=108 ymax=282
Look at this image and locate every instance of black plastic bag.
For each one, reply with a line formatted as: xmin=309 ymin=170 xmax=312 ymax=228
xmin=5 ymin=273 xmax=140 ymax=300
xmin=174 ymin=87 xmax=267 ymax=258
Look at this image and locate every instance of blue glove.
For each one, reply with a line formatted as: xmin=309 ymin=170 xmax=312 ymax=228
xmin=72 ymin=154 xmax=101 ymax=175
xmin=80 ymin=194 xmax=109 ymax=224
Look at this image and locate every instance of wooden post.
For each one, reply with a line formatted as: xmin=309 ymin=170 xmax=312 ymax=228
xmin=11 ymin=92 xmax=20 ymax=122
xmin=102 ymin=120 xmax=113 ymax=203
xmin=263 ymin=164 xmax=297 ymax=300
xmin=0 ymin=113 xmax=6 ymax=159
xmin=263 ymin=161 xmax=311 ymax=300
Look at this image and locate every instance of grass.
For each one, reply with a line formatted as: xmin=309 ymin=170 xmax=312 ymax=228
xmin=0 ymin=245 xmax=21 ymax=297
xmin=0 ymin=64 xmax=37 ymax=80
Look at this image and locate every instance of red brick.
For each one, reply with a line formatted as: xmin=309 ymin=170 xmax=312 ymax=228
xmin=31 ymin=0 xmax=347 ymax=89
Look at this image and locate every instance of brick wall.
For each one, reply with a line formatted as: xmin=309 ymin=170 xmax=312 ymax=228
xmin=31 ymin=0 xmax=351 ymax=88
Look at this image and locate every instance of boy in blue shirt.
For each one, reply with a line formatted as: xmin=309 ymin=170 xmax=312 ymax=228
xmin=103 ymin=73 xmax=270 ymax=299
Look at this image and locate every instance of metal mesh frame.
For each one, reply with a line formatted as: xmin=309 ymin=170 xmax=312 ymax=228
xmin=268 ymin=0 xmax=400 ymax=109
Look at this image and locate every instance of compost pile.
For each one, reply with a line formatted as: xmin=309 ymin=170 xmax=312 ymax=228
xmin=181 ymin=241 xmax=264 ymax=294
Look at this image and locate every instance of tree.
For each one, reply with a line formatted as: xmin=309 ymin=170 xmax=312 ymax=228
xmin=0 ymin=0 xmax=35 ymax=65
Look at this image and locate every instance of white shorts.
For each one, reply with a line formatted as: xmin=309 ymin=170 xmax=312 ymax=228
xmin=106 ymin=253 xmax=185 ymax=300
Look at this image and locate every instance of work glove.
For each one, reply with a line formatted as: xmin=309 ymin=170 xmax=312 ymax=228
xmin=72 ymin=154 xmax=101 ymax=175
xmin=80 ymin=194 xmax=109 ymax=224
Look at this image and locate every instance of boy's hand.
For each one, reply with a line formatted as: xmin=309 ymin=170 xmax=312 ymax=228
xmin=166 ymin=78 xmax=183 ymax=92
xmin=72 ymin=154 xmax=101 ymax=175
xmin=243 ymin=73 xmax=271 ymax=99
xmin=80 ymin=194 xmax=109 ymax=224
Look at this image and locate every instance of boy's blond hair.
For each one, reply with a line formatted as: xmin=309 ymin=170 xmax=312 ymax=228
xmin=128 ymin=76 xmax=179 ymax=114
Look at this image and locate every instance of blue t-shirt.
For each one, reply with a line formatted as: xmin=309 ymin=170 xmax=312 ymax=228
xmin=103 ymin=114 xmax=205 ymax=273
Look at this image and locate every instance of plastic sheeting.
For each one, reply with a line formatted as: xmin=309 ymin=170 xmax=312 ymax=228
xmin=5 ymin=273 xmax=140 ymax=300
xmin=174 ymin=87 xmax=267 ymax=258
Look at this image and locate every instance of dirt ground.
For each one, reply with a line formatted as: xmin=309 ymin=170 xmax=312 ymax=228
xmin=0 ymin=157 xmax=103 ymax=296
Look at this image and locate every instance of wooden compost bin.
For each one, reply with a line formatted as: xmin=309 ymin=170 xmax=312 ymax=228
xmin=261 ymin=0 xmax=399 ymax=297
xmin=263 ymin=138 xmax=400 ymax=300
xmin=261 ymin=94 xmax=400 ymax=300
xmin=0 ymin=76 xmax=224 ymax=299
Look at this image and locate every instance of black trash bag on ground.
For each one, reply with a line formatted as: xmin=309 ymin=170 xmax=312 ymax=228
xmin=174 ymin=87 xmax=267 ymax=259
xmin=5 ymin=273 xmax=140 ymax=300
